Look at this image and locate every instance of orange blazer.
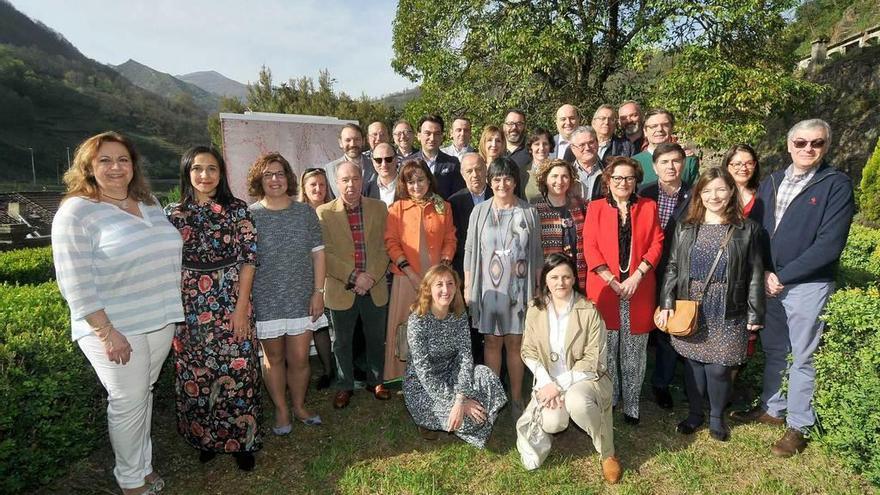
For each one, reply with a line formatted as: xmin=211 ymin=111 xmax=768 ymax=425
xmin=385 ymin=198 xmax=457 ymax=276
xmin=583 ymin=197 xmax=664 ymax=334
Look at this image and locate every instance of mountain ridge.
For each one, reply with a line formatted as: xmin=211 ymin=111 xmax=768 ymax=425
xmin=112 ymin=59 xmax=220 ymax=113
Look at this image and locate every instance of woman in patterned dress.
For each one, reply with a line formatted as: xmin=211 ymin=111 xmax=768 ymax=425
xmin=584 ymin=156 xmax=664 ymax=425
xmin=656 ymin=167 xmax=764 ymax=441
xmin=404 ymin=264 xmax=507 ymax=447
xmin=166 ymin=146 xmax=261 ymax=471
xmin=463 ymin=157 xmax=543 ymax=418
xmin=530 ymin=159 xmax=588 ymax=290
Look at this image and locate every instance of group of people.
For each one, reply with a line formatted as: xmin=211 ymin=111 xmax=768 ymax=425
xmin=51 ymin=99 xmax=855 ymax=493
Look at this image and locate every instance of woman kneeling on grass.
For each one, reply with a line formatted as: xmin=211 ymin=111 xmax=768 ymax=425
xmin=403 ymin=264 xmax=507 ymax=447
xmin=516 ymin=253 xmax=621 ymax=483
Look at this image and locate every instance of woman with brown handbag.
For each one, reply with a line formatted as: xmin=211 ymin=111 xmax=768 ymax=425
xmin=655 ymin=167 xmax=765 ymax=441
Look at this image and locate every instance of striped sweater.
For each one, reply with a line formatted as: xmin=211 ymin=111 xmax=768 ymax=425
xmin=52 ymin=197 xmax=184 ymax=341
xmin=532 ymin=196 xmax=589 ymax=291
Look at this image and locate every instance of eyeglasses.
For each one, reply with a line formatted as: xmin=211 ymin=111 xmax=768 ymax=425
xmin=569 ymin=142 xmax=596 ymax=151
xmin=791 ymin=138 xmax=826 ymax=149
xmin=504 ymin=121 xmax=525 ymax=127
xmin=372 ymin=156 xmax=395 ymax=164
xmin=728 ymin=161 xmax=756 ymax=170
xmin=592 ymin=116 xmax=614 ymax=122
xmin=393 ymin=130 xmax=412 ymax=137
xmin=610 ymin=176 xmax=637 ymax=184
xmin=262 ymin=171 xmax=286 ymax=179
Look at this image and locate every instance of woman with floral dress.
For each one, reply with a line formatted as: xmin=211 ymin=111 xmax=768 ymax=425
xmin=166 ymin=146 xmax=261 ymax=471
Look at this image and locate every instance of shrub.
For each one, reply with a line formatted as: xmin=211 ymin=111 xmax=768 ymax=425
xmin=0 ymin=282 xmax=104 ymax=493
xmin=837 ymin=224 xmax=880 ymax=289
xmin=859 ymin=137 xmax=880 ymax=225
xmin=0 ymin=246 xmax=54 ymax=284
xmin=815 ymin=287 xmax=880 ymax=485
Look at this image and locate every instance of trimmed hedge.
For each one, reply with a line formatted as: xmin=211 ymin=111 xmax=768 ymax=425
xmin=815 ymin=287 xmax=880 ymax=485
xmin=0 ymin=282 xmax=103 ymax=493
xmin=0 ymin=246 xmax=55 ymax=284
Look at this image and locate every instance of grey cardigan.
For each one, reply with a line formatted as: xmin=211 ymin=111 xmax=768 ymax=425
xmin=463 ymin=198 xmax=543 ymax=326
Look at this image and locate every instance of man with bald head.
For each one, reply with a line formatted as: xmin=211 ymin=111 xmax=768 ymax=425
xmin=552 ymin=104 xmax=580 ymax=162
xmin=363 ymin=142 xmax=398 ymax=207
xmin=618 ymin=100 xmax=646 ymax=152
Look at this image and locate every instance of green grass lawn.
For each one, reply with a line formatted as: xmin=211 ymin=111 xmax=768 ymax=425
xmin=32 ymin=360 xmax=876 ymax=495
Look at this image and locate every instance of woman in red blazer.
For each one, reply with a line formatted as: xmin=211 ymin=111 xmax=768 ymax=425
xmin=584 ymin=156 xmax=664 ymax=425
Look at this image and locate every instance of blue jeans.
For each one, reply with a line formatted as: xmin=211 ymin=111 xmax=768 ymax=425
xmin=760 ymin=281 xmax=833 ymax=432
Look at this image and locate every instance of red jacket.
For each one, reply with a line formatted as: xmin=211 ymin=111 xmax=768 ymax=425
xmin=583 ymin=197 xmax=664 ymax=334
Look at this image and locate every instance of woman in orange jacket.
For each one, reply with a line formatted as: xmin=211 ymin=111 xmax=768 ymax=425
xmin=384 ymin=159 xmax=457 ymax=380
xmin=584 ymin=156 xmax=664 ymax=425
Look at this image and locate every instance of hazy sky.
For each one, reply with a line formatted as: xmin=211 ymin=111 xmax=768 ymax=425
xmin=12 ymin=0 xmax=416 ymax=98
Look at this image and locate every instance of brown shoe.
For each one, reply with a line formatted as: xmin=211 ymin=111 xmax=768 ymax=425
xmin=602 ymin=456 xmax=622 ymax=484
xmin=771 ymin=428 xmax=807 ymax=457
xmin=368 ymin=384 xmax=392 ymax=400
xmin=730 ymin=405 xmax=785 ymax=426
xmin=418 ymin=426 xmax=439 ymax=440
xmin=333 ymin=390 xmax=353 ymax=409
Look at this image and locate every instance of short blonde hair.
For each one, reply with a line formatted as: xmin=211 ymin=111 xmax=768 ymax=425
xmin=63 ymin=131 xmax=154 ymax=205
xmin=411 ymin=264 xmax=466 ymax=317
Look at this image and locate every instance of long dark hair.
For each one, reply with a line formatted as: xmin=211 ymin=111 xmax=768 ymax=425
xmin=683 ymin=167 xmax=743 ymax=226
xmin=532 ymin=253 xmax=582 ymax=310
xmin=179 ymin=145 xmax=236 ymax=206
xmin=720 ymin=143 xmax=761 ymax=191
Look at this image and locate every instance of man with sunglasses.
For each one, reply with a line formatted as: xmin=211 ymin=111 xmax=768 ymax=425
xmin=323 ymin=123 xmax=376 ymax=198
xmin=364 ymin=143 xmax=398 ymax=207
xmin=732 ymin=119 xmax=855 ymax=458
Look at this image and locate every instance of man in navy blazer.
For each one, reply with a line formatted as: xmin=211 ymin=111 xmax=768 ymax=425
xmin=412 ymin=114 xmax=465 ymax=199
xmin=638 ymin=142 xmax=692 ymax=410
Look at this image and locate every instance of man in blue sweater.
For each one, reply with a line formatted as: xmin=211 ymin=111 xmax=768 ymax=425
xmin=731 ymin=119 xmax=855 ymax=458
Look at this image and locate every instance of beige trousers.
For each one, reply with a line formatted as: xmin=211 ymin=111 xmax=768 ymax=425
xmin=516 ymin=375 xmax=615 ymax=469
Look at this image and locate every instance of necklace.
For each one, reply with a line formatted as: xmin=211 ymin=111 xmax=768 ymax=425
xmin=102 ymin=191 xmax=130 ymax=209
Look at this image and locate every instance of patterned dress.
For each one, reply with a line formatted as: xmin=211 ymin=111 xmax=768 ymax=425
xmin=165 ymin=199 xmax=262 ymax=453
xmin=478 ymin=207 xmax=531 ymax=335
xmin=404 ymin=312 xmax=507 ymax=448
xmin=672 ymin=224 xmax=748 ymax=366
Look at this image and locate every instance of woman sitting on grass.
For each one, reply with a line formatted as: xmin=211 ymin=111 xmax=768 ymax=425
xmin=403 ymin=264 xmax=507 ymax=447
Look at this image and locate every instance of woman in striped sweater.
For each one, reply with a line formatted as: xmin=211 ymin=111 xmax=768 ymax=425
xmin=530 ymin=159 xmax=589 ymax=291
xmin=52 ymin=131 xmax=184 ymax=495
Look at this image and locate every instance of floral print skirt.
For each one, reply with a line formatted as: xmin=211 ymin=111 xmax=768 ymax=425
xmin=173 ymin=265 xmax=262 ymax=453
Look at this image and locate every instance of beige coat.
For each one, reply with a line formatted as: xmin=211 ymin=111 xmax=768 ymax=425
xmin=317 ymin=197 xmax=390 ymax=310
xmin=521 ymin=294 xmax=608 ymax=380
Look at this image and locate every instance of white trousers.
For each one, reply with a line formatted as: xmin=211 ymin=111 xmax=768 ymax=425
xmin=78 ymin=324 xmax=174 ymax=489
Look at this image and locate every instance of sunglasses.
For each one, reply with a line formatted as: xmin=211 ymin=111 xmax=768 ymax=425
xmin=791 ymin=138 xmax=826 ymax=149
xmin=372 ymin=156 xmax=395 ymax=164
xmin=304 ymin=167 xmax=326 ymax=175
